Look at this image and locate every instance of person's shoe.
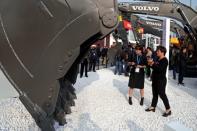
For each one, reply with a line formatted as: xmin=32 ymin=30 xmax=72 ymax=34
xmin=140 ymin=97 xmax=144 ymax=106
xmin=145 ymin=107 xmax=155 ymax=112
xmin=129 ymin=97 xmax=132 ymax=105
xmin=85 ymin=75 xmax=88 ymax=77
xmin=162 ymin=110 xmax=171 ymax=117
xmin=178 ymin=82 xmax=184 ymax=86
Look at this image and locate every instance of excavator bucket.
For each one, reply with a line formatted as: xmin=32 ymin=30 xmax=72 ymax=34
xmin=0 ymin=0 xmax=118 ymax=130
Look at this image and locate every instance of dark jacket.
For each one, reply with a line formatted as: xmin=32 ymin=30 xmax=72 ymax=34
xmin=151 ymin=57 xmax=168 ymax=80
xmin=178 ymin=52 xmax=187 ymax=69
xmin=130 ymin=54 xmax=147 ymax=74
xmin=89 ymin=49 xmax=97 ymax=61
xmin=101 ymin=47 xmax=108 ymax=57
xmin=96 ymin=47 xmax=101 ymax=57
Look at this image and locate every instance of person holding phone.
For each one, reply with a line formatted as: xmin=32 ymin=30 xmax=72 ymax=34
xmin=145 ymin=46 xmax=171 ymax=117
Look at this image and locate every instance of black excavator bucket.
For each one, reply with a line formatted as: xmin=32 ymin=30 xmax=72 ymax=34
xmin=0 ymin=0 xmax=118 ymax=130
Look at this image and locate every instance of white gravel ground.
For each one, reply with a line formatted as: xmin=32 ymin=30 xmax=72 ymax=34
xmin=0 ymin=68 xmax=197 ymax=131
xmin=0 ymin=98 xmax=40 ymax=131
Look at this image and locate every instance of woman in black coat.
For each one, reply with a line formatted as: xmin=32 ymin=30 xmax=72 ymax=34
xmin=128 ymin=45 xmax=147 ymax=105
xmin=145 ymin=46 xmax=171 ymax=117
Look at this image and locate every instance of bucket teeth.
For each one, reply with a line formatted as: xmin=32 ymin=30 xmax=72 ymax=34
xmin=54 ymin=78 xmax=76 ymax=126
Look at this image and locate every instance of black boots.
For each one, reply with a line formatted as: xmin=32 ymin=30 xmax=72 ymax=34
xmin=129 ymin=97 xmax=132 ymax=105
xmin=140 ymin=97 xmax=144 ymax=106
xmin=129 ymin=97 xmax=144 ymax=105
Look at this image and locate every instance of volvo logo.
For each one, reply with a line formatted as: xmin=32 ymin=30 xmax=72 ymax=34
xmin=146 ymin=21 xmax=162 ymax=26
xmin=132 ymin=6 xmax=160 ymax=12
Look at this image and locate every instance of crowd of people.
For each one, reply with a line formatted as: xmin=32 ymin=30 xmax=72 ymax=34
xmin=112 ymin=44 xmax=171 ymax=117
xmin=79 ymin=41 xmax=193 ymax=117
xmin=79 ymin=44 xmax=108 ymax=78
xmin=118 ymin=42 xmax=194 ymax=114
xmin=169 ymin=45 xmax=191 ymax=86
xmin=112 ymin=43 xmax=191 ymax=85
xmin=115 ymin=42 xmax=194 ymax=117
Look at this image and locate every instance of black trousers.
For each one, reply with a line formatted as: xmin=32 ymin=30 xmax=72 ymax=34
xmin=178 ymin=66 xmax=185 ymax=83
xmin=151 ymin=78 xmax=170 ymax=110
xmin=97 ymin=57 xmax=100 ymax=70
xmin=89 ymin=61 xmax=96 ymax=71
xmin=80 ymin=62 xmax=88 ymax=77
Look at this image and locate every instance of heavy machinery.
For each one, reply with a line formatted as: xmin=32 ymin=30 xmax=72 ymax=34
xmin=0 ymin=0 xmax=118 ymax=130
xmin=119 ymin=0 xmax=197 ymax=45
xmin=0 ymin=0 xmax=196 ymax=130
xmin=136 ymin=16 xmax=186 ymax=38
xmin=132 ymin=15 xmax=186 ymax=49
xmin=118 ymin=0 xmax=197 ymax=77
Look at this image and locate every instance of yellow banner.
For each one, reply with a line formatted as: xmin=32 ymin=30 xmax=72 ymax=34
xmin=170 ymin=37 xmax=179 ymax=44
xmin=118 ymin=15 xmax=122 ymax=22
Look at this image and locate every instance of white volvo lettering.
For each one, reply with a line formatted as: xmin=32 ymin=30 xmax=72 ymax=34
xmin=132 ymin=6 xmax=160 ymax=12
xmin=146 ymin=21 xmax=162 ymax=26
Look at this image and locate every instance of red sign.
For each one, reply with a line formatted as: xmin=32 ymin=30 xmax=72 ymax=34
xmin=123 ymin=20 xmax=132 ymax=30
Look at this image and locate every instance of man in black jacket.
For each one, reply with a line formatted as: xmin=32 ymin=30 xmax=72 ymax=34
xmin=96 ymin=44 xmax=101 ymax=70
xmin=80 ymin=57 xmax=88 ymax=78
xmin=89 ymin=46 xmax=97 ymax=72
xmin=178 ymin=47 xmax=187 ymax=85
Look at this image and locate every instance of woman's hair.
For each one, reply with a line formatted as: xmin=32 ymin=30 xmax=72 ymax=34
xmin=135 ymin=45 xmax=143 ymax=52
xmin=157 ymin=46 xmax=167 ymax=55
xmin=147 ymin=47 xmax=152 ymax=51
